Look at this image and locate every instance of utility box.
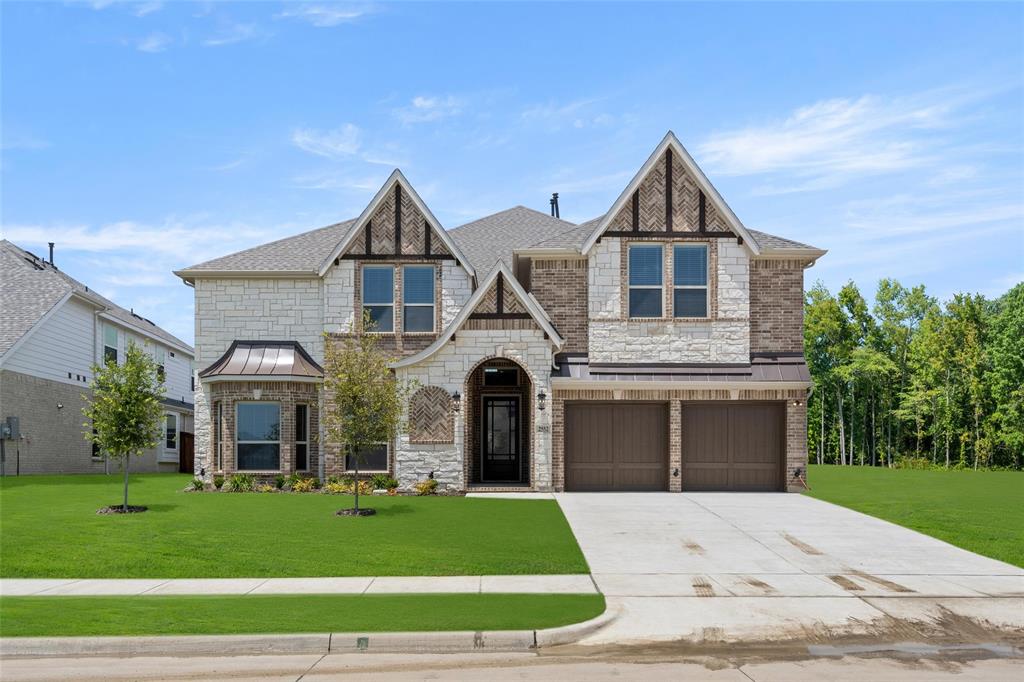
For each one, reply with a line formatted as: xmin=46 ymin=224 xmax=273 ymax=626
xmin=2 ymin=416 xmax=19 ymax=440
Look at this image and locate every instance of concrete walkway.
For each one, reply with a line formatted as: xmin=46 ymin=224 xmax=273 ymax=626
xmin=0 ymin=574 xmax=597 ymax=597
xmin=553 ymin=492 xmax=1024 ymax=644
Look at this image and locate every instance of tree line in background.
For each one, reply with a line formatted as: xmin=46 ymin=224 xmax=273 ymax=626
xmin=804 ymin=280 xmax=1023 ymax=470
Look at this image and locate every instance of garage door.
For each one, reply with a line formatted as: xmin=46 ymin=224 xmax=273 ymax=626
xmin=682 ymin=403 xmax=784 ymax=491
xmin=564 ymin=403 xmax=668 ymax=491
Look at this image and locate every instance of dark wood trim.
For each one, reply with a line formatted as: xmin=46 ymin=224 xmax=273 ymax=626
xmin=394 ymin=184 xmax=402 ymax=256
xmin=698 ymin=191 xmax=706 ymax=233
xmin=496 ymin=272 xmax=504 ymax=314
xmin=665 ymin=149 xmax=673 ymax=232
xmin=631 ymin=190 xmax=639 ymax=232
xmin=424 ymin=219 xmax=431 ymax=255
xmin=364 ymin=220 xmax=372 ymax=256
xmin=340 ymin=253 xmax=454 ymax=261
xmin=468 ymin=313 xmax=532 ymax=320
xmin=603 ymin=230 xmax=735 ymax=239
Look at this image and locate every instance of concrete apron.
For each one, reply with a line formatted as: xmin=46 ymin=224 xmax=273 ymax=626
xmin=0 ymin=610 xmax=617 ymax=658
xmin=552 ymin=492 xmax=1024 ymax=646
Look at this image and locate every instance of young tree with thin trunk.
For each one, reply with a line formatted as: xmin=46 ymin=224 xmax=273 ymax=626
xmin=322 ymin=320 xmax=412 ymax=516
xmin=83 ymin=341 xmax=165 ymax=513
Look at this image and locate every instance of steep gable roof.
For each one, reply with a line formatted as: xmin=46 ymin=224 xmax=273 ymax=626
xmin=579 ymin=131 xmax=760 ymax=255
xmin=318 ymin=169 xmax=475 ymax=278
xmin=1 ymin=240 xmax=193 ymax=359
xmin=392 ymin=260 xmax=563 ymax=369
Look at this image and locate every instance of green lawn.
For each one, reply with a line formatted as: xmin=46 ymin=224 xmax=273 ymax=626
xmin=805 ymin=465 xmax=1024 ymax=568
xmin=0 ymin=474 xmax=588 ymax=578
xmin=0 ymin=594 xmax=605 ymax=637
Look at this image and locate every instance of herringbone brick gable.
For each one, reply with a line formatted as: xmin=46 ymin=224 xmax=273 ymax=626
xmin=408 ymin=385 xmax=454 ymax=443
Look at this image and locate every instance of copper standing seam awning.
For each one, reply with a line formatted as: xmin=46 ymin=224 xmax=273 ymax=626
xmin=199 ymin=340 xmax=324 ymax=380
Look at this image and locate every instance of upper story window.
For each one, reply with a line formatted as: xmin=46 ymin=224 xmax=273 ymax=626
xmin=628 ymin=244 xmax=663 ymax=318
xmin=103 ymin=324 xmax=118 ymax=364
xmin=362 ymin=265 xmax=394 ymax=333
xmin=154 ymin=346 xmax=166 ymax=383
xmin=402 ymin=265 xmax=435 ymax=333
xmin=673 ymin=244 xmax=709 ymax=318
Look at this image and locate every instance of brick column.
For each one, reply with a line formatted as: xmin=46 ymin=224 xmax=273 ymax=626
xmin=669 ymin=400 xmax=682 ymax=492
xmin=786 ymin=399 xmax=808 ymax=492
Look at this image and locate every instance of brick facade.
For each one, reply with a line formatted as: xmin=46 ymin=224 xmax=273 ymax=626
xmin=529 ymin=258 xmax=588 ymax=353
xmin=551 ymin=387 xmax=807 ymax=493
xmin=749 ymin=258 xmax=807 ymax=354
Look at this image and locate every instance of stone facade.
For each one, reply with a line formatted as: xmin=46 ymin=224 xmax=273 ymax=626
xmin=551 ymin=387 xmax=807 ymax=493
xmin=749 ymin=258 xmax=807 ymax=354
xmin=530 ymin=258 xmax=588 ymax=354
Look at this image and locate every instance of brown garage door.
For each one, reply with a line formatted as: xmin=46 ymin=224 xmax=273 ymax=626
xmin=682 ymin=403 xmax=784 ymax=492
xmin=564 ymin=403 xmax=668 ymax=491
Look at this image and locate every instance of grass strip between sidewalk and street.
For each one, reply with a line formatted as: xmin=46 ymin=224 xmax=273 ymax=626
xmin=0 ymin=593 xmax=606 ymax=637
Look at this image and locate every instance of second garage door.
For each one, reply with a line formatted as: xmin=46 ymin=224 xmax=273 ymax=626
xmin=564 ymin=402 xmax=668 ymax=491
xmin=682 ymin=403 xmax=785 ymax=491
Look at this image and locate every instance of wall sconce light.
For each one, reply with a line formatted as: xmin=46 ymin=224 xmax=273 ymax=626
xmin=672 ymin=468 xmax=680 ymax=478
xmin=451 ymin=391 xmax=461 ymax=413
xmin=56 ymin=403 xmax=64 ymax=410
xmin=537 ymin=391 xmax=547 ymax=411
xmin=791 ymin=399 xmax=802 ymax=407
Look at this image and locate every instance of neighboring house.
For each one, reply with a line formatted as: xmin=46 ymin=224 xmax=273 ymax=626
xmin=176 ymin=132 xmax=825 ymax=493
xmin=0 ymin=240 xmax=195 ymax=475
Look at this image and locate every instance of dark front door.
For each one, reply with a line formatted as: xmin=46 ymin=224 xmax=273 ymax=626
xmin=179 ymin=432 xmax=194 ymax=474
xmin=482 ymin=396 xmax=521 ymax=482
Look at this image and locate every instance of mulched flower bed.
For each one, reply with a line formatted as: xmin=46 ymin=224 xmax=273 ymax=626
xmin=96 ymin=505 xmax=148 ymax=515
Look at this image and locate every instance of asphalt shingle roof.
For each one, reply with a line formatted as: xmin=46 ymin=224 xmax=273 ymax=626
xmin=446 ymin=206 xmax=579 ymax=273
xmin=0 ymin=240 xmax=192 ymax=356
xmin=747 ymin=229 xmax=819 ymax=252
xmin=180 ymin=220 xmax=356 ymax=273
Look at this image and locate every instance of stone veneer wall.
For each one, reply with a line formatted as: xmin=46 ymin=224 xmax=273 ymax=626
xmin=749 ymin=259 xmax=806 ymax=354
xmin=551 ymin=387 xmax=806 ymax=493
xmin=393 ymin=328 xmax=554 ymax=492
xmin=587 ymin=237 xmax=750 ymax=363
xmin=207 ymin=380 xmax=319 ymax=476
xmin=530 ymin=258 xmax=588 ymax=354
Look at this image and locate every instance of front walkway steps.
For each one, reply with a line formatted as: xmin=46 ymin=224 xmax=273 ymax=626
xmin=0 ymin=575 xmax=597 ymax=597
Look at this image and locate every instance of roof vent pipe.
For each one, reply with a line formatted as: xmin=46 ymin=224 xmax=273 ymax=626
xmin=48 ymin=242 xmax=54 ymax=265
xmin=550 ymin=192 xmax=560 ymax=219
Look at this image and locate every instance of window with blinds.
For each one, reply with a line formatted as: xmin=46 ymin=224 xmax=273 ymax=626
xmin=628 ymin=244 xmax=663 ymax=318
xmin=402 ymin=265 xmax=435 ymax=332
xmin=673 ymin=244 xmax=708 ymax=318
xmin=362 ymin=266 xmax=394 ymax=332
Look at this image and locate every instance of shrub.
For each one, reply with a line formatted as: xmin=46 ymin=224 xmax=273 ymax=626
xmin=370 ymin=473 xmax=399 ymax=490
xmin=186 ymin=477 xmax=204 ymax=492
xmin=322 ymin=481 xmax=348 ymax=494
xmin=895 ymin=457 xmax=938 ymax=470
xmin=224 ymin=473 xmax=256 ymax=492
xmin=291 ymin=477 xmax=319 ymax=493
xmin=274 ymin=474 xmax=286 ymax=490
xmin=213 ymin=475 xmax=225 ymax=490
xmin=256 ymin=483 xmax=276 ymax=493
xmin=323 ymin=479 xmax=373 ymax=495
xmin=414 ymin=478 xmax=438 ymax=496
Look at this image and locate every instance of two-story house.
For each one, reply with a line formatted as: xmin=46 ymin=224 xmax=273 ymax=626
xmin=175 ymin=132 xmax=825 ymax=493
xmin=0 ymin=240 xmax=195 ymax=475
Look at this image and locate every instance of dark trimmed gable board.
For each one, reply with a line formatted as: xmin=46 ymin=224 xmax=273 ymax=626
xmin=176 ymin=132 xmax=825 ymax=494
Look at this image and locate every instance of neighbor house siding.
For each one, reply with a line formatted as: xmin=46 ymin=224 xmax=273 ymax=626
xmin=4 ymin=297 xmax=96 ymax=387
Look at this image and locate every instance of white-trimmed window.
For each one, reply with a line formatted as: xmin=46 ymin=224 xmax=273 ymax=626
xmin=103 ymin=324 xmax=118 ymax=364
xmin=295 ymin=404 xmax=309 ymax=472
xmin=628 ymin=244 xmax=663 ymax=318
xmin=362 ymin=266 xmax=394 ymax=332
xmin=160 ymin=413 xmax=178 ymax=463
xmin=236 ymin=402 xmax=281 ymax=471
xmin=673 ymin=244 xmax=709 ymax=318
xmin=402 ymin=265 xmax=435 ymax=333
xmin=344 ymin=443 xmax=389 ymax=473
xmin=154 ymin=346 xmax=166 ymax=383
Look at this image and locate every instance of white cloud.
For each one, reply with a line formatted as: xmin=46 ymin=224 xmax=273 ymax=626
xmin=393 ymin=95 xmax=464 ymax=124
xmin=133 ymin=1 xmax=162 ymax=17
xmin=203 ymin=23 xmax=264 ymax=47
xmin=276 ymin=4 xmax=376 ymax=27
xmin=291 ymin=124 xmax=362 ymax=158
xmin=520 ymin=98 xmax=614 ymax=131
xmin=291 ymin=171 xmax=382 ymax=192
xmin=134 ymin=32 xmax=171 ymax=53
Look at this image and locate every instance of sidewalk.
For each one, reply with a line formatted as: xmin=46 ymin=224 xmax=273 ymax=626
xmin=0 ymin=575 xmax=597 ymax=597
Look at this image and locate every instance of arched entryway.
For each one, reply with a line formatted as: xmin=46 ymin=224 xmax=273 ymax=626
xmin=465 ymin=358 xmax=532 ymax=487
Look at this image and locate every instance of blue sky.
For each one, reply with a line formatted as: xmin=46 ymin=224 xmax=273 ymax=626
xmin=2 ymin=1 xmax=1022 ymax=346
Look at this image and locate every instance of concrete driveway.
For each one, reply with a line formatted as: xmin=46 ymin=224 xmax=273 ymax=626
xmin=554 ymin=493 xmax=1024 ymax=645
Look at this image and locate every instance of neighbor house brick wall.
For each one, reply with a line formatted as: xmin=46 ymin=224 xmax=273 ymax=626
xmin=530 ymin=258 xmax=588 ymax=353
xmin=749 ymin=259 xmax=806 ymax=354
xmin=551 ymin=386 xmax=806 ymax=492
xmin=0 ymin=370 xmax=179 ymax=475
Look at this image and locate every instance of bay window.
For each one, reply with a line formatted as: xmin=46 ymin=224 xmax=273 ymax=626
xmin=295 ymin=404 xmax=309 ymax=471
xmin=345 ymin=443 xmax=388 ymax=472
xmin=236 ymin=402 xmax=281 ymax=470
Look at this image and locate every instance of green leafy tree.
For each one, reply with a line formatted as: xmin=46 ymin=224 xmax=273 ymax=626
xmin=322 ymin=320 xmax=413 ymax=514
xmin=83 ymin=341 xmax=165 ymax=512
xmin=987 ymin=284 xmax=1024 ymax=466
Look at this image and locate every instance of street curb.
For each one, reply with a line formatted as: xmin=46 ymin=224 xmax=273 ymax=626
xmin=0 ymin=610 xmax=616 ymax=657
